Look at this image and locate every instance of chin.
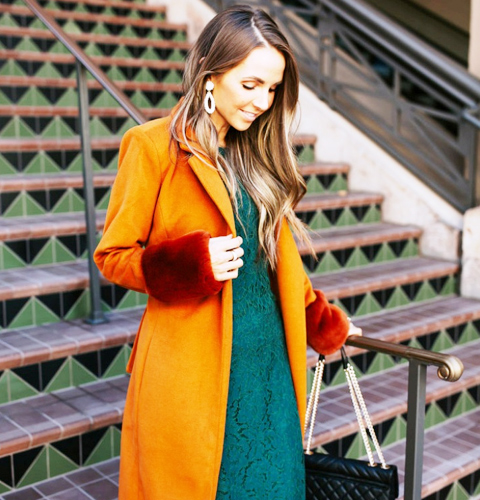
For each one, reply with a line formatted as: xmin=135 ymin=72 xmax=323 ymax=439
xmin=230 ymin=121 xmax=254 ymax=132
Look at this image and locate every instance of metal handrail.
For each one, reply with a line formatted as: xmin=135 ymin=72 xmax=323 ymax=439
xmin=346 ymin=335 xmax=464 ymax=382
xmin=322 ymin=0 xmax=480 ymax=103
xmin=205 ymin=0 xmax=480 ymax=211
xmin=21 ymin=0 xmax=147 ymax=324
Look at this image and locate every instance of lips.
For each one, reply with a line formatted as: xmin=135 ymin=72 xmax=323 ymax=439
xmin=240 ymin=110 xmax=258 ymax=121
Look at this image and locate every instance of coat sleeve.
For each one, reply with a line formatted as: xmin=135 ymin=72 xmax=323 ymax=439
xmin=93 ymin=125 xmax=223 ymax=302
xmin=303 ymin=269 xmax=350 ymax=355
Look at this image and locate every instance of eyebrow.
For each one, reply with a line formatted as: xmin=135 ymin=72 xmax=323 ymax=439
xmin=243 ymin=76 xmax=283 ymax=86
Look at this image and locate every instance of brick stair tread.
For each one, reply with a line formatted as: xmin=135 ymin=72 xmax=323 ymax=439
xmin=0 ymin=75 xmax=182 ymax=93
xmin=389 ymin=408 xmax=480 ymax=498
xmin=297 ymin=191 xmax=384 ymax=211
xmin=0 ymin=4 xmax=186 ymax=30
xmin=41 ymin=0 xmax=167 ymax=13
xmin=0 ymin=307 xmax=143 ymax=371
xmin=0 ymin=49 xmax=186 ymax=71
xmin=0 ymin=210 xmax=106 ymax=241
xmin=0 ymin=456 xmax=120 ymax=500
xmin=0 ymin=135 xmax=121 ymax=152
xmin=0 ymin=171 xmax=115 ymax=192
xmin=0 ymin=134 xmax=313 ymax=152
xmin=307 ymin=295 xmax=480 ymax=366
xmin=0 ymin=261 xmax=91 ymax=301
xmin=0 ymin=375 xmax=127 ymax=457
xmin=299 ymin=162 xmax=350 ymax=176
xmin=309 ymin=340 xmax=480 ymax=448
xmin=0 ymin=104 xmax=171 ymax=118
xmin=311 ymin=257 xmax=459 ymax=300
xmin=298 ymin=222 xmax=421 ymax=254
xmin=0 ymin=25 xmax=191 ymax=50
xmin=0 ymin=256 xmax=457 ymax=302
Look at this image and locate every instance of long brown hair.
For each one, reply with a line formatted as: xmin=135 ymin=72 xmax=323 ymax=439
xmin=170 ymin=4 xmax=313 ymax=269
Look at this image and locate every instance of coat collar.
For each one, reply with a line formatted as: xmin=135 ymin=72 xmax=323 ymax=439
xmin=171 ymin=105 xmax=236 ymax=235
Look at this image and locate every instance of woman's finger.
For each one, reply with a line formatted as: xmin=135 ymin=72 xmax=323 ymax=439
xmin=215 ymin=268 xmax=240 ymax=281
xmin=213 ymin=258 xmax=244 ymax=274
xmin=347 ymin=323 xmax=362 ymax=336
xmin=210 ymin=235 xmax=243 ymax=253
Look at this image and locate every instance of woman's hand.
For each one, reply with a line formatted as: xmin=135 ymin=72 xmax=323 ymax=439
xmin=209 ymin=234 xmax=244 ymax=281
xmin=347 ymin=320 xmax=362 ymax=337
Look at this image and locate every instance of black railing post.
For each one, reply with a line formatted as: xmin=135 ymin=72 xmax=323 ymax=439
xmin=76 ymin=61 xmax=107 ymax=325
xmin=404 ymin=360 xmax=427 ymax=500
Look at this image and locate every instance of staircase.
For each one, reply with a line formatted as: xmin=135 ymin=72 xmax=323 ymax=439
xmin=0 ymin=0 xmax=480 ymax=498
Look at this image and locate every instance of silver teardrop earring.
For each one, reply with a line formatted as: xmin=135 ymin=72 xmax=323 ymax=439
xmin=204 ymin=81 xmax=215 ymax=114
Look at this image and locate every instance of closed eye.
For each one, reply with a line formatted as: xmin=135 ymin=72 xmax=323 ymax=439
xmin=243 ymin=85 xmax=254 ymax=90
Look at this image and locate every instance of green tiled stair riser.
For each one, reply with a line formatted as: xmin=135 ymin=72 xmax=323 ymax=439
xmin=305 ymin=172 xmax=348 ymax=194
xmin=0 ymin=11 xmax=186 ymax=39
xmin=0 ymin=425 xmax=122 ymax=493
xmin=331 ymin=274 xmax=457 ymax=318
xmin=0 ymin=287 xmax=148 ymax=330
xmin=0 ymin=236 xmax=87 ymax=269
xmin=0 ymin=187 xmax=111 ymax=216
xmin=0 ymin=345 xmax=132 ymax=403
xmin=425 ymin=474 xmax=480 ymax=500
xmin=0 ymin=150 xmax=118 ymax=175
xmin=299 ymin=204 xmax=382 ymax=231
xmin=303 ymin=238 xmax=419 ymax=274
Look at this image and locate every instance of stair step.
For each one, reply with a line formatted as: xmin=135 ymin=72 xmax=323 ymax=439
xmin=0 ymin=49 xmax=186 ymax=72
xmin=0 ymin=134 xmax=314 ymax=152
xmin=390 ymin=408 xmax=480 ymax=498
xmin=0 ymin=256 xmax=457 ymax=310
xmin=0 ymin=75 xmax=182 ymax=93
xmin=0 ymin=307 xmax=142 ymax=371
xmin=0 ymin=375 xmax=127 ymax=457
xmin=0 ymin=104 xmax=171 ymax=118
xmin=0 ymin=213 xmax=414 ymax=246
xmin=307 ymin=295 xmax=480 ymax=367
xmin=0 ymin=261 xmax=90 ymax=301
xmin=0 ymin=456 xmax=120 ymax=500
xmin=299 ymin=222 xmax=421 ymax=254
xmin=297 ymin=191 xmax=384 ymax=211
xmin=299 ymin=162 xmax=350 ymax=176
xmin=0 ymin=25 xmax=191 ymax=51
xmin=0 ymin=135 xmax=121 ymax=152
xmin=0 ymin=211 xmax=105 ymax=241
xmin=0 ymin=4 xmax=185 ymax=31
xmin=309 ymin=340 xmax=480 ymax=449
xmin=41 ymin=0 xmax=167 ymax=14
xmin=312 ymin=257 xmax=459 ymax=300
xmin=0 ymin=172 xmax=115 ymax=192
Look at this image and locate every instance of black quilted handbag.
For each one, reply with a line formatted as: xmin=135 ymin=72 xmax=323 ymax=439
xmin=304 ymin=349 xmax=399 ymax=500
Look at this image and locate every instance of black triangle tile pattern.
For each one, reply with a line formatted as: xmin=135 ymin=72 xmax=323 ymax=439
xmin=1 ymin=1 xmax=480 ymax=498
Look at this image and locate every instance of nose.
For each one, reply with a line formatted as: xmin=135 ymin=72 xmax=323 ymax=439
xmin=252 ymin=89 xmax=271 ymax=112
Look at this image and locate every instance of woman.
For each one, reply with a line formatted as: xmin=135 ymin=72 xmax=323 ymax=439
xmin=94 ymin=5 xmax=360 ymax=499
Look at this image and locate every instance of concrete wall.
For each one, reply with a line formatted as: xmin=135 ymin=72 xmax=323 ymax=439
xmin=294 ymin=85 xmax=462 ymax=262
xmin=469 ymin=0 xmax=480 ymax=78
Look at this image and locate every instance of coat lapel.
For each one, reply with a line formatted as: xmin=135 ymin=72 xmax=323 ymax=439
xmin=179 ymin=141 xmax=236 ymax=236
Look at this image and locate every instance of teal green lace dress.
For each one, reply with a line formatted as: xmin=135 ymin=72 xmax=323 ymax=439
xmin=215 ymin=172 xmax=305 ymax=499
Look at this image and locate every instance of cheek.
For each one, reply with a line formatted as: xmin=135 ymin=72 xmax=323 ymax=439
xmin=267 ymin=92 xmax=277 ymax=110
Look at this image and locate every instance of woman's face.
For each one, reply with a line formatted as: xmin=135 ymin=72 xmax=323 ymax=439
xmin=209 ymin=45 xmax=286 ymax=142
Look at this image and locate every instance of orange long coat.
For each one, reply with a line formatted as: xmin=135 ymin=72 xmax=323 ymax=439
xmin=94 ymin=114 xmax=348 ymax=500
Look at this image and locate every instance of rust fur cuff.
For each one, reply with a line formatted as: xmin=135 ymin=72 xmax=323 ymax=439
xmin=306 ymin=289 xmax=350 ymax=355
xmin=141 ymin=230 xmax=223 ymax=303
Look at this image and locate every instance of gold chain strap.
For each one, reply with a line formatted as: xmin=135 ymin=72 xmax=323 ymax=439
xmin=304 ymin=349 xmax=389 ymax=469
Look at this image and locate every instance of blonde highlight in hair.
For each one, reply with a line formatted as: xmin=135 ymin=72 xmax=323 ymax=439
xmin=170 ymin=4 xmax=314 ymax=269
